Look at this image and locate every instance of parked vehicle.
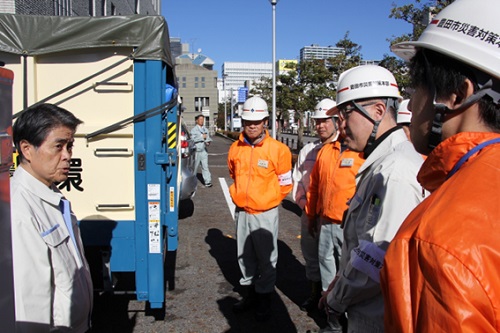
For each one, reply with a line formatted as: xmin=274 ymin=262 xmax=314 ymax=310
xmin=1 ymin=14 xmax=179 ymax=309
xmin=179 ymin=120 xmax=197 ymax=201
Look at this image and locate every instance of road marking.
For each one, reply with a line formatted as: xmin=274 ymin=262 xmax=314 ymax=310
xmin=207 ymin=152 xmax=228 ymax=156
xmin=219 ymin=177 xmax=235 ymax=220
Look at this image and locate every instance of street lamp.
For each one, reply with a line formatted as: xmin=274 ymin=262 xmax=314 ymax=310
xmin=230 ymin=87 xmax=234 ymax=132
xmin=269 ymin=0 xmax=279 ymax=139
xmin=223 ymin=74 xmax=228 ymax=131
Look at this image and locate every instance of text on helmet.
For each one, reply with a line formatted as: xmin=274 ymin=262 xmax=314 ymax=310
xmin=433 ymin=18 xmax=499 ymax=48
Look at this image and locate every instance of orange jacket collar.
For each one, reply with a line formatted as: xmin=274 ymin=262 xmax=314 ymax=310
xmin=418 ymin=132 xmax=500 ymax=192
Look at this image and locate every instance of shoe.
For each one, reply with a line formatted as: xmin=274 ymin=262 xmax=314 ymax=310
xmin=255 ymin=292 xmax=272 ymax=322
xmin=233 ymin=286 xmax=258 ymax=313
xmin=300 ymin=280 xmax=322 ymax=312
xmin=205 ymin=183 xmax=212 ymax=187
xmin=317 ymin=313 xmax=343 ymax=333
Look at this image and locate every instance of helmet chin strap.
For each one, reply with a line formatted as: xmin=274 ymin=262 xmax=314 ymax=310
xmin=332 ymin=116 xmax=339 ymax=132
xmin=428 ymin=75 xmax=497 ymax=150
xmin=353 ymin=98 xmax=399 ymax=150
xmin=422 ymin=49 xmax=499 ymax=150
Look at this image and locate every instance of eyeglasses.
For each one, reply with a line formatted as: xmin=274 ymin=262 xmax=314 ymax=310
xmin=338 ymin=101 xmax=378 ymax=120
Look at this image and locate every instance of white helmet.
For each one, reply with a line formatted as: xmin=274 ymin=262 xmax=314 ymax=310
xmin=397 ymin=100 xmax=412 ymax=124
xmin=391 ymin=0 xmax=499 ymax=81
xmin=312 ymin=98 xmax=337 ymax=119
xmin=327 ymin=65 xmax=402 ymax=115
xmin=241 ymin=96 xmax=269 ymax=121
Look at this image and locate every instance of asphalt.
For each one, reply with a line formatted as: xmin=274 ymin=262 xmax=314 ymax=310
xmin=89 ymin=133 xmax=325 ymax=333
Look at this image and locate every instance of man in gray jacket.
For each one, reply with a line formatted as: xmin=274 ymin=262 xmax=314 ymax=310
xmin=319 ymin=65 xmax=426 ymax=333
xmin=11 ymin=103 xmax=93 ymax=333
xmin=191 ymin=114 xmax=213 ymax=187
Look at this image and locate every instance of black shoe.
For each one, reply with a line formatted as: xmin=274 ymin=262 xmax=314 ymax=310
xmin=300 ymin=281 xmax=322 ymax=312
xmin=255 ymin=292 xmax=272 ymax=322
xmin=300 ymin=296 xmax=320 ymax=312
xmin=205 ymin=183 xmax=212 ymax=187
xmin=233 ymin=286 xmax=257 ymax=313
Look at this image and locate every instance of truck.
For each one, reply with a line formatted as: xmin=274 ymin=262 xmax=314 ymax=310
xmin=0 ymin=14 xmax=181 ymax=309
xmin=0 ymin=66 xmax=15 ymax=332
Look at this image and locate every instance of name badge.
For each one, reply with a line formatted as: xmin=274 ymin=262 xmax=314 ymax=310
xmin=340 ymin=158 xmax=354 ymax=167
xmin=257 ymin=159 xmax=269 ymax=168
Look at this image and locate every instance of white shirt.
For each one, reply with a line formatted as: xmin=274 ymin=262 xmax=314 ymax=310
xmin=292 ymin=139 xmax=323 ymax=210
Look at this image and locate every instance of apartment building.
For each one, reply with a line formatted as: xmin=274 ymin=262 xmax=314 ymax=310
xmin=299 ymin=44 xmax=343 ymax=61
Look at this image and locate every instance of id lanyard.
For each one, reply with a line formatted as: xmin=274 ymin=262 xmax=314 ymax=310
xmin=447 ymin=137 xmax=500 ymax=180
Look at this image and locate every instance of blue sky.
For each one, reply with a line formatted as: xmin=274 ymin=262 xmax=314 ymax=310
xmin=161 ymin=0 xmax=414 ymax=76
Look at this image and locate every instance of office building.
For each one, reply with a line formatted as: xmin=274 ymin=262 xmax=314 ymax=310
xmin=176 ymin=55 xmax=218 ymax=131
xmin=222 ymin=62 xmax=273 ymax=91
xmin=299 ymin=44 xmax=343 ymax=61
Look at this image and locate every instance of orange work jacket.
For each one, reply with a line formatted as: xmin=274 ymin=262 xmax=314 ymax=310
xmin=305 ymin=139 xmax=364 ymax=223
xmin=228 ymin=131 xmax=292 ymax=214
xmin=381 ymin=132 xmax=500 ymax=333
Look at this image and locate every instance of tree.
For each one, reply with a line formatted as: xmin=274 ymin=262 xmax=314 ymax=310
xmin=327 ymin=31 xmax=363 ymax=81
xmin=380 ymin=0 xmax=455 ymax=96
xmin=217 ymin=102 xmax=226 ymax=131
xmin=389 ymin=0 xmax=454 ymax=43
xmin=378 ymin=56 xmax=412 ymax=98
xmin=249 ymin=60 xmax=337 ymax=150
xmin=250 ymin=33 xmax=364 ymax=150
xmin=277 ymin=60 xmax=337 ymax=150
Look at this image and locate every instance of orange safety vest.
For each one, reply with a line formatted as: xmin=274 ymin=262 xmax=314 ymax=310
xmin=305 ymin=140 xmax=364 ymax=223
xmin=228 ymin=131 xmax=292 ymax=214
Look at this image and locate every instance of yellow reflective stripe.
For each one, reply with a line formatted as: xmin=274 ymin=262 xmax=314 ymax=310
xmin=167 ymin=122 xmax=177 ymax=149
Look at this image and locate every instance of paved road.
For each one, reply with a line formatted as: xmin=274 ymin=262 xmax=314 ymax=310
xmin=90 ymin=134 xmax=324 ymax=333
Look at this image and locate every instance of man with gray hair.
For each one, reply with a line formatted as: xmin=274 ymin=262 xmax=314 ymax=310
xmin=11 ymin=103 xmax=93 ymax=333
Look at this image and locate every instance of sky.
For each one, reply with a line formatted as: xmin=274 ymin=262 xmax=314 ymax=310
xmin=161 ymin=0 xmax=414 ymax=77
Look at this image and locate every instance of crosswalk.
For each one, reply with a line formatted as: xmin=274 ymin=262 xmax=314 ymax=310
xmin=218 ymin=177 xmax=235 ymax=220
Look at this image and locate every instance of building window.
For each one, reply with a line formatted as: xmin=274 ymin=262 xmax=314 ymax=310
xmin=194 ymin=97 xmax=210 ymax=112
xmin=195 ymin=77 xmax=199 ymax=82
xmin=182 ymin=83 xmax=186 ymax=88
xmin=195 ymin=83 xmax=198 ymax=88
xmin=201 ymin=77 xmax=205 ymax=82
xmin=202 ymin=83 xmax=205 ymax=88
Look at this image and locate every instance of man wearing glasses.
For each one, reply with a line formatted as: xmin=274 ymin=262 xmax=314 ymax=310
xmin=318 ymin=65 xmax=426 ymax=332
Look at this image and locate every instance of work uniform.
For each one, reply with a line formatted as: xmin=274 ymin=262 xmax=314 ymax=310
xmin=11 ymin=165 xmax=93 ymax=333
xmin=191 ymin=123 xmax=212 ymax=185
xmin=228 ymin=130 xmax=292 ymax=293
xmin=382 ymin=132 xmax=500 ymax=333
xmin=292 ymin=139 xmax=323 ymax=283
xmin=326 ymin=128 xmax=425 ymax=332
xmin=305 ymin=135 xmax=364 ymax=291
